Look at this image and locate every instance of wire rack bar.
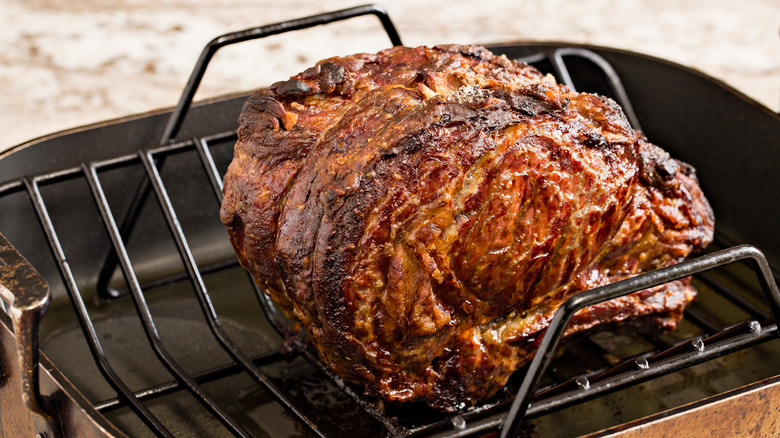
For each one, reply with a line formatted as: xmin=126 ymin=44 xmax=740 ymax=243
xmin=23 ymin=176 xmax=175 ymax=438
xmin=137 ymin=149 xmax=325 ymax=437
xmin=83 ymin=163 xmax=253 ymax=438
xmin=93 ymin=351 xmax=287 ymax=413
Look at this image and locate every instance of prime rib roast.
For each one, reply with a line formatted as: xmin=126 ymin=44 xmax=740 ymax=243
xmin=219 ymin=44 xmax=714 ymax=410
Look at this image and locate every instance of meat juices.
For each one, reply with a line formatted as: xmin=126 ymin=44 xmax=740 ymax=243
xmin=220 ymin=45 xmax=714 ymax=410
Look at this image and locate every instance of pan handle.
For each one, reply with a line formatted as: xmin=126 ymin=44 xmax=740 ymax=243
xmin=0 ymin=232 xmax=57 ymax=437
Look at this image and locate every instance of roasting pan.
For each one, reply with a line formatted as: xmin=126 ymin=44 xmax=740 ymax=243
xmin=1 ymin=5 xmax=779 ymax=437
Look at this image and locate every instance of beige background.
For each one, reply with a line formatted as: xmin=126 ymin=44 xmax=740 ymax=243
xmin=1 ymin=0 xmax=778 ymax=153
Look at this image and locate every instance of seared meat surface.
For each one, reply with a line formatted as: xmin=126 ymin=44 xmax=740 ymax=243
xmin=220 ymin=45 xmax=714 ymax=410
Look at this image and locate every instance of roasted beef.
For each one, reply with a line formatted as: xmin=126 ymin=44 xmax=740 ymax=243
xmin=219 ymin=45 xmax=714 ymax=410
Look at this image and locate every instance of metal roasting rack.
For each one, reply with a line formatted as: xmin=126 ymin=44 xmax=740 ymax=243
xmin=1 ymin=4 xmax=779 ymax=437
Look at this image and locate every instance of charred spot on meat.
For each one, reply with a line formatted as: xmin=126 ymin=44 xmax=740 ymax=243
xmin=219 ymin=44 xmax=714 ymax=411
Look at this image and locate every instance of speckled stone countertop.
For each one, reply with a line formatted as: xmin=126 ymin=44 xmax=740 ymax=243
xmin=1 ymin=0 xmax=777 ymax=153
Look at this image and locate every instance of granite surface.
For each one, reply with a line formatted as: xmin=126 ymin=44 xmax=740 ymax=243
xmin=1 ymin=0 xmax=778 ymax=152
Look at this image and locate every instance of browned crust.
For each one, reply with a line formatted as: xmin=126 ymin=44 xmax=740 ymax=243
xmin=220 ymin=45 xmax=714 ymax=410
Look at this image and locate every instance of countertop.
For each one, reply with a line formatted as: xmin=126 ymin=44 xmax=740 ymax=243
xmin=1 ymin=0 xmax=778 ymax=153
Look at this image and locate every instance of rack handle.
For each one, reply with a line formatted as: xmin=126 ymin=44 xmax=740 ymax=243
xmin=0 ymin=232 xmax=56 ymax=437
xmin=160 ymin=3 xmax=403 ymax=145
xmin=499 ymin=244 xmax=780 ymax=437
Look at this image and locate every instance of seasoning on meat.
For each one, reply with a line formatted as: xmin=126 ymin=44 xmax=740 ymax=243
xmin=219 ymin=45 xmax=714 ymax=410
